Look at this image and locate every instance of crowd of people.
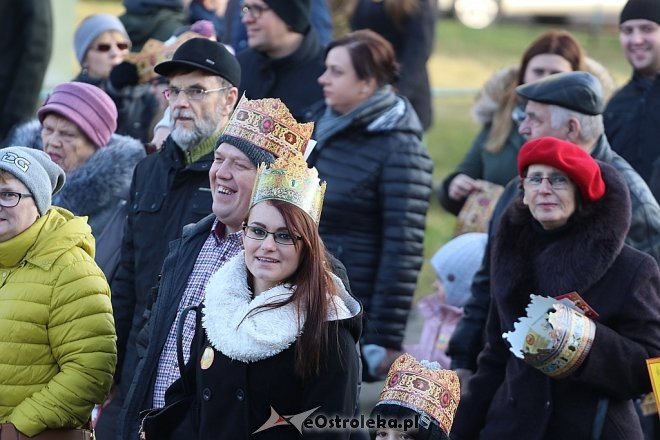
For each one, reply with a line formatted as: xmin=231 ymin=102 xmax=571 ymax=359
xmin=0 ymin=0 xmax=659 ymax=439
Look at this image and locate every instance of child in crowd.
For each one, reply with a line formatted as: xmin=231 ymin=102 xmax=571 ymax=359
xmin=405 ymin=232 xmax=487 ymax=368
xmin=371 ymin=353 xmax=460 ymax=440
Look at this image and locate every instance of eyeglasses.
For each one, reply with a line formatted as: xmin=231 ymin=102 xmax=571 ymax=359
xmin=241 ymin=4 xmax=271 ymax=19
xmin=0 ymin=191 xmax=33 ymax=208
xmin=523 ymin=174 xmax=571 ymax=190
xmin=243 ymin=225 xmax=301 ymax=246
xmin=92 ymin=42 xmax=131 ymax=52
xmin=162 ymin=86 xmax=231 ymax=101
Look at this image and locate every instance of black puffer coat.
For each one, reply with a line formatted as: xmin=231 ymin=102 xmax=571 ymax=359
xmin=308 ymin=92 xmax=433 ymax=350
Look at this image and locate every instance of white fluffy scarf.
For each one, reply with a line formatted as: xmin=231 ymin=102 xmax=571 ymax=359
xmin=202 ymin=251 xmax=359 ymax=363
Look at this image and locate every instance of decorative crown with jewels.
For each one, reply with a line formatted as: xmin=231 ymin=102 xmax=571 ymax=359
xmin=376 ymin=353 xmax=461 ymax=436
xmin=250 ymin=152 xmax=326 ymax=224
xmin=222 ymin=94 xmax=314 ymax=159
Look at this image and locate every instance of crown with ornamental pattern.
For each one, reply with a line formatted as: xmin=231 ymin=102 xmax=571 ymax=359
xmin=222 ymin=94 xmax=314 ymax=159
xmin=376 ymin=353 xmax=461 ymax=436
xmin=250 ymin=152 xmax=326 ymax=224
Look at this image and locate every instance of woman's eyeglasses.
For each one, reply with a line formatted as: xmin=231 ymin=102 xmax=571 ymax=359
xmin=242 ymin=225 xmax=301 ymax=245
xmin=523 ymin=174 xmax=571 ymax=190
xmin=92 ymin=42 xmax=131 ymax=52
xmin=0 ymin=191 xmax=33 ymax=208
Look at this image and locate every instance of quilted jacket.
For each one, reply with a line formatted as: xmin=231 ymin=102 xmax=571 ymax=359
xmin=0 ymin=208 xmax=116 ymax=436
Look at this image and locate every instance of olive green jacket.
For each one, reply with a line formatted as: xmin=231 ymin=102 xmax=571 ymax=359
xmin=0 ymin=208 xmax=116 ymax=436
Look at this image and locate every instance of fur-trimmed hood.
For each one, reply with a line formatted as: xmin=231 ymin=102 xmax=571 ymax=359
xmin=202 ymin=251 xmax=361 ymax=363
xmin=492 ymin=162 xmax=631 ymax=325
xmin=7 ymin=119 xmax=145 ymax=217
xmin=472 ymin=57 xmax=617 ymax=125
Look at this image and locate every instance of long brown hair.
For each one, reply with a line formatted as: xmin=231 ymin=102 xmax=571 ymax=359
xmin=486 ymin=30 xmax=586 ymax=153
xmin=244 ymin=200 xmax=337 ymax=380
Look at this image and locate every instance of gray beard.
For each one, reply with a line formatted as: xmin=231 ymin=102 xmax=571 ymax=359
xmin=171 ymin=114 xmax=220 ymax=151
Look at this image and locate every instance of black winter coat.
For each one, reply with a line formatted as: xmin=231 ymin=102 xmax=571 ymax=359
xmin=237 ymin=29 xmax=324 ymax=123
xmin=604 ymin=71 xmax=660 ymax=183
xmin=452 ymin=163 xmax=660 ymax=440
xmin=117 ymin=214 xmax=215 ymax=440
xmin=447 ymin=134 xmax=660 ymax=371
xmin=0 ymin=0 xmax=52 ymax=141
xmin=350 ymin=0 xmax=436 ymax=130
xmin=112 ymin=136 xmax=214 ymax=397
xmin=308 ymin=94 xmax=433 ymax=350
xmin=164 ymin=254 xmax=362 ymax=439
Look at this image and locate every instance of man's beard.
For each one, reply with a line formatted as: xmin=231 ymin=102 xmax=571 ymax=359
xmin=170 ymin=108 xmax=221 ymax=151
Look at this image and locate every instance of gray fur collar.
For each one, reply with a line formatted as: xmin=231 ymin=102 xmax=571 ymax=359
xmin=202 ymin=251 xmax=360 ymax=363
xmin=7 ymin=119 xmax=145 ymax=215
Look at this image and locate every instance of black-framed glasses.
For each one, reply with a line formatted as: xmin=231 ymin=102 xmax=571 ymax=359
xmin=522 ymin=174 xmax=571 ymax=190
xmin=162 ymin=86 xmax=231 ymax=101
xmin=242 ymin=225 xmax=301 ymax=245
xmin=241 ymin=4 xmax=271 ymax=19
xmin=92 ymin=42 xmax=131 ymax=52
xmin=0 ymin=191 xmax=33 ymax=208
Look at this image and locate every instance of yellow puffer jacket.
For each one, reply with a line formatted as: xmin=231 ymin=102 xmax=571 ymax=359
xmin=0 ymin=207 xmax=116 ymax=437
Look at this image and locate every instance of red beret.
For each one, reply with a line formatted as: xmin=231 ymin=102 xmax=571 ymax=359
xmin=518 ymin=137 xmax=606 ymax=203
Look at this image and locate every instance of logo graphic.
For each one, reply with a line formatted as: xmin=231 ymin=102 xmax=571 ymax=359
xmin=1 ymin=152 xmax=30 ymax=173
xmin=253 ymin=406 xmax=320 ymax=434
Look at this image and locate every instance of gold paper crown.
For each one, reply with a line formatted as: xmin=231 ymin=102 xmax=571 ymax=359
xmin=222 ymin=95 xmax=314 ymax=159
xmin=377 ymin=354 xmax=461 ymax=436
xmin=250 ymin=153 xmax=326 ymax=224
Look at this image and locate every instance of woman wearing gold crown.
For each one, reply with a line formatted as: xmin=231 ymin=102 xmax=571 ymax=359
xmin=153 ymin=153 xmax=362 ymax=439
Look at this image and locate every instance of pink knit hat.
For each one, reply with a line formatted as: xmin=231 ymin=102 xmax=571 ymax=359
xmin=37 ymin=82 xmax=118 ymax=148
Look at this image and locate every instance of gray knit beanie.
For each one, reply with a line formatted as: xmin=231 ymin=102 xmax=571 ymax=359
xmin=215 ymin=134 xmax=276 ymax=167
xmin=430 ymin=232 xmax=488 ymax=308
xmin=74 ymin=14 xmax=130 ymax=65
xmin=0 ymin=147 xmax=66 ymax=215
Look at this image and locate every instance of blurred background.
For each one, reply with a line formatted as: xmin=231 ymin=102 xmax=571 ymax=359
xmin=58 ymin=0 xmax=631 ymax=304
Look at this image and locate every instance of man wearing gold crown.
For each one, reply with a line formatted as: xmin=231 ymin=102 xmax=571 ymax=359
xmin=117 ymin=95 xmax=354 ymax=439
xmin=144 ymin=153 xmax=362 ymax=438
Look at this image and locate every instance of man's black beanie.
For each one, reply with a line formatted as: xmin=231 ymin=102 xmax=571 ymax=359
xmin=264 ymin=0 xmax=311 ymax=34
xmin=620 ymin=0 xmax=660 ymax=24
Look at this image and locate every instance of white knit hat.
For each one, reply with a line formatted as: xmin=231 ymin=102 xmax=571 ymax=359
xmin=430 ymin=233 xmax=488 ymax=308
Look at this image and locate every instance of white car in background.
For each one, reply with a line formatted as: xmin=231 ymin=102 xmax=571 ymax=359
xmin=439 ymin=0 xmax=627 ymax=29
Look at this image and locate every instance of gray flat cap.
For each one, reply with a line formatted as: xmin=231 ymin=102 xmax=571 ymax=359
xmin=516 ymin=71 xmax=604 ymax=116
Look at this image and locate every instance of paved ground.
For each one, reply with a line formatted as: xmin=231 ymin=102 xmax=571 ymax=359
xmin=358 ymin=307 xmax=425 ymax=414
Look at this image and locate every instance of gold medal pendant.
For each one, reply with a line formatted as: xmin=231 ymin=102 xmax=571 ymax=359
xmin=200 ymin=346 xmax=215 ymax=370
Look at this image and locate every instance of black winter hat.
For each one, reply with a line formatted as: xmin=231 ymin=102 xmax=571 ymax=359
xmin=264 ymin=0 xmax=311 ymax=34
xmin=516 ymin=71 xmax=604 ymax=116
xmin=620 ymin=0 xmax=660 ymax=24
xmin=154 ymin=38 xmax=241 ymax=86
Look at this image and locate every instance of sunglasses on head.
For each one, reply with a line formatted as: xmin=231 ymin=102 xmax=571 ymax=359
xmin=93 ymin=42 xmax=130 ymax=52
